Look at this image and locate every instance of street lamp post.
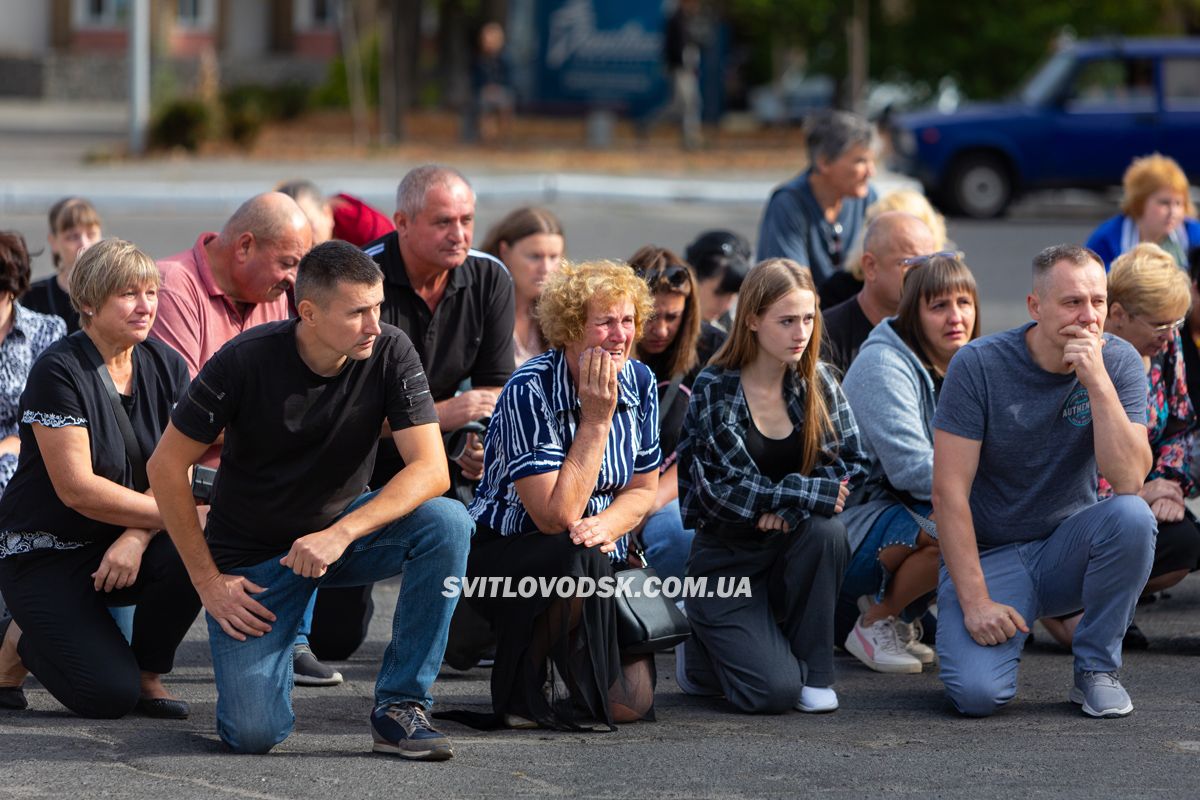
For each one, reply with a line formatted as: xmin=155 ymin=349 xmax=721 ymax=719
xmin=129 ymin=0 xmax=151 ymax=155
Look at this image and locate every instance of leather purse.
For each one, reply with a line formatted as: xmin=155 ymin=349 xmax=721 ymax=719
xmin=613 ymin=546 xmax=691 ymax=654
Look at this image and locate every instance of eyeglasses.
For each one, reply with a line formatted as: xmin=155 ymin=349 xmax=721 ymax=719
xmin=901 ymin=250 xmax=964 ymax=268
xmin=639 ymin=262 xmax=690 ymax=291
xmin=1134 ymin=314 xmax=1187 ymax=334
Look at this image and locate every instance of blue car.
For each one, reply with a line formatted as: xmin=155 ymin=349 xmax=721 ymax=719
xmin=890 ymin=38 xmax=1200 ymax=218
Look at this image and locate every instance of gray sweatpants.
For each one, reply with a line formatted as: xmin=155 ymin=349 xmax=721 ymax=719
xmin=682 ymin=514 xmax=849 ymax=714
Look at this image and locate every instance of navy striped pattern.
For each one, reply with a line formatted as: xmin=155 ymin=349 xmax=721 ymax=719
xmin=468 ymin=348 xmax=660 ymax=562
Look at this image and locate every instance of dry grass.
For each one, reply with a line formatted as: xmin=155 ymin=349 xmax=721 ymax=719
xmin=198 ymin=108 xmax=810 ymax=175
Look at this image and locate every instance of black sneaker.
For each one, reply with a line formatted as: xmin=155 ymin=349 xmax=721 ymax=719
xmin=293 ymin=644 xmax=343 ymax=687
xmin=370 ymin=702 xmax=454 ymax=761
xmin=1123 ymin=621 xmax=1150 ymax=650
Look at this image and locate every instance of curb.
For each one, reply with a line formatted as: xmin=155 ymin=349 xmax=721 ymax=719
xmin=0 ymin=172 xmax=921 ymax=215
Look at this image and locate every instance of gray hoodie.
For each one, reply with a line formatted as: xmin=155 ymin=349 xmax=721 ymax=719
xmin=838 ymin=317 xmax=938 ymax=553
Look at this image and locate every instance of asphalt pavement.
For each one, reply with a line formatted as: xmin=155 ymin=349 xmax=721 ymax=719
xmin=2 ymin=101 xmax=1197 ymax=799
xmin=3 ymin=578 xmax=1200 ymax=799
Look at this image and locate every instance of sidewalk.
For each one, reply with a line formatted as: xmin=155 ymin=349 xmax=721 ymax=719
xmin=0 ymin=99 xmax=917 ymax=214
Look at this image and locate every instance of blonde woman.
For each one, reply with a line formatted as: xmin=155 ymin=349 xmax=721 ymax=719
xmin=1087 ymin=154 xmax=1200 ymax=269
xmin=677 ymin=258 xmax=868 ymax=714
xmin=462 ymin=261 xmax=660 ymax=730
xmin=0 ymin=239 xmax=198 ymax=719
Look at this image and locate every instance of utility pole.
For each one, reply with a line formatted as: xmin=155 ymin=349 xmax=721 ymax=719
xmin=128 ymin=0 xmax=151 ymax=155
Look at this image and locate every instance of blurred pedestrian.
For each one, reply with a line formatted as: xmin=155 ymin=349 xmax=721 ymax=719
xmin=757 ymin=110 xmax=878 ymax=304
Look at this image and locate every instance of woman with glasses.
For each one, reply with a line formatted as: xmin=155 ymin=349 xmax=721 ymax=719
xmin=676 ymin=258 xmax=868 ymax=714
xmin=838 ymin=254 xmax=980 ymax=673
xmin=1043 ymin=243 xmax=1200 ymax=650
xmin=627 ymin=247 xmax=718 ymax=583
xmin=480 ymin=207 xmax=565 ymax=367
xmin=756 ymin=110 xmax=878 ymax=307
xmin=1086 ymin=154 xmax=1200 ymax=270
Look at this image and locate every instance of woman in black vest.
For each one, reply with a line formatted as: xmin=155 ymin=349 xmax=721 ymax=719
xmin=0 ymin=239 xmax=200 ymax=719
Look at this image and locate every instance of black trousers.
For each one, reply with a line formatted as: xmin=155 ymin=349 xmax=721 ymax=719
xmin=683 ymin=514 xmax=849 ymax=714
xmin=0 ymin=535 xmax=200 ymax=719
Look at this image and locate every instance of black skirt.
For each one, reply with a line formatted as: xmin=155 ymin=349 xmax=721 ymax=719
xmin=464 ymin=525 xmax=627 ymax=731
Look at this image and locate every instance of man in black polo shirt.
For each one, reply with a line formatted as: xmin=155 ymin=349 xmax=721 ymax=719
xmin=306 ymin=166 xmax=515 ymax=664
xmin=147 ymin=241 xmax=472 ymax=760
xmin=364 ymin=164 xmax=515 ymax=486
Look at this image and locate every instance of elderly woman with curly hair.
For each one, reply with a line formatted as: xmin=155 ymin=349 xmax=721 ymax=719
xmin=462 ymin=260 xmax=660 ymax=731
xmin=1087 ymin=153 xmax=1200 ymax=269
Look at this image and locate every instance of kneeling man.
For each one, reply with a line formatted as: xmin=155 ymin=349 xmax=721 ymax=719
xmin=148 ymin=240 xmax=472 ymax=758
xmin=933 ymin=244 xmax=1156 ymax=718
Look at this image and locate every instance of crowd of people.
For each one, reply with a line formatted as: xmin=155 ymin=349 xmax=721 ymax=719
xmin=1 ymin=110 xmax=1198 ymax=760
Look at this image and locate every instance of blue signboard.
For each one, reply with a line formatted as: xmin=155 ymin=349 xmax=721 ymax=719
xmin=509 ymin=0 xmax=669 ymax=115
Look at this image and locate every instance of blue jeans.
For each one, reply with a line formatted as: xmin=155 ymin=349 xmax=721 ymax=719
xmin=641 ymin=499 xmax=694 ymax=584
xmin=937 ymin=495 xmax=1155 ymax=717
xmin=207 ymin=494 xmax=472 ymax=753
xmin=841 ymin=502 xmax=934 ymax=623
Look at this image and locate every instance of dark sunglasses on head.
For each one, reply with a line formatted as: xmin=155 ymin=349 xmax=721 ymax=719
xmin=901 ymin=250 xmax=964 ymax=269
xmin=639 ymin=262 xmax=690 ymax=291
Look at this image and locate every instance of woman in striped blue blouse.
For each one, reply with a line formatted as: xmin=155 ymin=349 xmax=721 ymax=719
xmin=464 ymin=261 xmax=660 ymax=731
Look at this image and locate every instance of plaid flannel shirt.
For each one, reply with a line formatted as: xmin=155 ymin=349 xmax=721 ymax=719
xmin=678 ymin=363 xmax=868 ymax=533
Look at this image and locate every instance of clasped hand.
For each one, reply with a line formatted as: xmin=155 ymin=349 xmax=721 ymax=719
xmin=569 ymin=516 xmax=620 ymax=553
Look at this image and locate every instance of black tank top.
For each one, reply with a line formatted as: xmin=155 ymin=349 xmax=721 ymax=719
xmin=745 ymin=414 xmax=802 ymax=482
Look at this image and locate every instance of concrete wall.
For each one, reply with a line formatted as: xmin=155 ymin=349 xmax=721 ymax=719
xmin=0 ymin=0 xmax=50 ymax=56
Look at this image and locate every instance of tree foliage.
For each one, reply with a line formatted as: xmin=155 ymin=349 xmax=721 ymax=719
xmin=723 ymin=0 xmax=1193 ymax=99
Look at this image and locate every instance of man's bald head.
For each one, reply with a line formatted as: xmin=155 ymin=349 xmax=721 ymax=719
xmin=221 ymin=192 xmax=310 ymax=245
xmin=214 ymin=192 xmax=312 ymax=305
xmin=862 ymin=211 xmax=931 ymax=259
xmin=860 ymin=211 xmax=937 ymax=317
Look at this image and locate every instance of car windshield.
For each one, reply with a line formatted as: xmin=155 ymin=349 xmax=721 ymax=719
xmin=1016 ymin=50 xmax=1075 ymax=106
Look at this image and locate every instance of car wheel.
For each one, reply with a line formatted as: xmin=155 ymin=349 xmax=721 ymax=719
xmin=946 ymin=154 xmax=1012 ymax=219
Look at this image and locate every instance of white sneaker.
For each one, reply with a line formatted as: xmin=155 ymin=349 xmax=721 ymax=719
xmin=796 ymin=685 xmax=839 ymax=713
xmin=844 ymin=614 xmax=924 ymax=674
xmin=894 ymin=618 xmax=936 ymax=665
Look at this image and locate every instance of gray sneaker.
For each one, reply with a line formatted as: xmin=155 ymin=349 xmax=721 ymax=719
xmin=1069 ymin=671 xmax=1133 ymax=718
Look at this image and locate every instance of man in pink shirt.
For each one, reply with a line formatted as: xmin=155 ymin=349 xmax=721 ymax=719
xmin=152 ymin=192 xmax=342 ymax=687
xmin=154 ymin=192 xmax=310 ymax=397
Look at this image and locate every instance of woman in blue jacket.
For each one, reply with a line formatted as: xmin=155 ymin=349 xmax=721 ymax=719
xmin=1086 ymin=153 xmax=1200 ymax=270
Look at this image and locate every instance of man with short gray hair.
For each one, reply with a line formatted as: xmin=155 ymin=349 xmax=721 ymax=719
xmin=305 ymin=166 xmax=514 ymax=664
xmin=365 ymin=164 xmax=515 ymax=486
xmin=933 ymin=243 xmax=1155 ymax=719
xmin=757 ymin=109 xmax=878 ymax=299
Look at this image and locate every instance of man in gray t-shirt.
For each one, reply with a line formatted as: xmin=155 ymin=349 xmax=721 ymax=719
xmin=932 ymin=244 xmax=1156 ymax=719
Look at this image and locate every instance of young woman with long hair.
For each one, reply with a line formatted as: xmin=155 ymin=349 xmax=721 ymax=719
xmin=676 ymin=258 xmax=868 ymax=714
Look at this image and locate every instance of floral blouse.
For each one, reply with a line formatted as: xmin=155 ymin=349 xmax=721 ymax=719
xmin=0 ymin=303 xmax=66 ymax=495
xmin=1099 ymin=329 xmax=1197 ymax=498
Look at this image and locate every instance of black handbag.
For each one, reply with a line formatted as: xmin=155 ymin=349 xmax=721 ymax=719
xmin=614 ymin=546 xmax=691 ymax=654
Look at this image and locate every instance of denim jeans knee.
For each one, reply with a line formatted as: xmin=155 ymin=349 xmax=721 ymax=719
xmin=207 ymin=557 xmax=315 ymax=754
